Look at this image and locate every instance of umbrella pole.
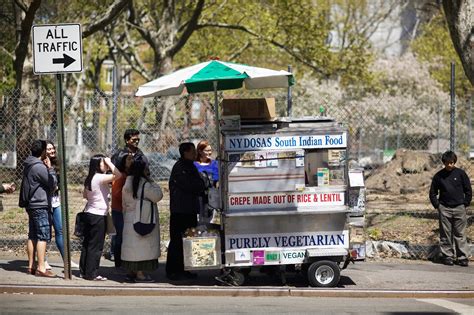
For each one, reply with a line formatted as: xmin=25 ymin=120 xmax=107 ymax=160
xmin=213 ymin=80 xmax=224 ymax=212
xmin=213 ymin=80 xmax=220 ymax=175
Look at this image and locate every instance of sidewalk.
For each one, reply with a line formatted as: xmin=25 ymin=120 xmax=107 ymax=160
xmin=0 ymin=254 xmax=473 ymax=298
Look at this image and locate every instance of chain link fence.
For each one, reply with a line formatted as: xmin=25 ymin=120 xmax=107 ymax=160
xmin=0 ymin=86 xmax=472 ymax=260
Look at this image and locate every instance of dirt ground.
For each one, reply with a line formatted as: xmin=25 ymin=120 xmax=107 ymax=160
xmin=364 ymin=149 xmax=474 ymax=245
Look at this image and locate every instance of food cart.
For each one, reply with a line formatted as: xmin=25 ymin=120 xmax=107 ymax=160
xmin=183 ymin=99 xmax=366 ymax=287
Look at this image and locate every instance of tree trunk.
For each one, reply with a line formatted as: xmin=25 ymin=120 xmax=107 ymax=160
xmin=443 ymin=0 xmax=474 ymax=86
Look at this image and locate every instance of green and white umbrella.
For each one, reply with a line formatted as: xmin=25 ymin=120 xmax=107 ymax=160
xmin=135 ymin=60 xmax=295 ymax=183
xmin=135 ymin=60 xmax=295 ymax=98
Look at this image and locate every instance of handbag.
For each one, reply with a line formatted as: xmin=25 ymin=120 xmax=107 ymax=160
xmin=74 ymin=207 xmax=86 ymax=238
xmin=106 ymin=211 xmax=116 ymax=236
xmin=133 ymin=181 xmax=156 ymax=236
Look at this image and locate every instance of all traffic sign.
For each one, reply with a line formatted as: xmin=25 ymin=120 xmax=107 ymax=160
xmin=32 ymin=23 xmax=83 ymax=74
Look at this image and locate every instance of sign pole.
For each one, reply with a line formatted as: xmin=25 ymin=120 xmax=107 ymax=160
xmin=55 ymin=73 xmax=72 ymax=280
xmin=32 ymin=23 xmax=83 ymax=281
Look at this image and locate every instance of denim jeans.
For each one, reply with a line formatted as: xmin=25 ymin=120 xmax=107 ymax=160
xmin=51 ymin=206 xmax=65 ymax=259
xmin=111 ymin=210 xmax=124 ymax=268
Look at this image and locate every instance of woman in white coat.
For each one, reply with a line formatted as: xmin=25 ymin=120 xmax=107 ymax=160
xmin=121 ymin=158 xmax=163 ymax=282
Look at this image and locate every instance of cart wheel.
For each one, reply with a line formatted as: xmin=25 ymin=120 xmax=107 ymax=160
xmin=240 ymin=267 xmax=251 ymax=276
xmin=307 ymin=260 xmax=340 ymax=287
xmin=231 ymin=270 xmax=246 ymax=286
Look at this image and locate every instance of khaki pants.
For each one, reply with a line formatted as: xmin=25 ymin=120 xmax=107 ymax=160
xmin=438 ymin=204 xmax=470 ymax=260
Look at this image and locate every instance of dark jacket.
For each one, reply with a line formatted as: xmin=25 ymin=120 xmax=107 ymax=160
xmin=112 ymin=146 xmax=148 ymax=172
xmin=169 ymin=158 xmax=205 ymax=215
xmin=19 ymin=156 xmax=57 ymax=210
xmin=429 ymin=167 xmax=472 ymax=209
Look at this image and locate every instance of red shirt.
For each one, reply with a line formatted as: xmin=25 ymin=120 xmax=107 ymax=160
xmin=111 ymin=175 xmax=127 ymax=211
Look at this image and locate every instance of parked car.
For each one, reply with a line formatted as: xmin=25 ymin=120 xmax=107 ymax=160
xmin=145 ymin=152 xmax=177 ymax=181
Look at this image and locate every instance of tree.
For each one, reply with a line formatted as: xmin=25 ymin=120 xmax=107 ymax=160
xmin=442 ymin=0 xmax=474 ymax=86
xmin=2 ymin=0 xmax=131 ymax=171
xmin=411 ymin=12 xmax=471 ymax=97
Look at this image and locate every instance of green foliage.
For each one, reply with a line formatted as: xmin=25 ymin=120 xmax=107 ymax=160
xmin=175 ymin=0 xmax=375 ymax=87
xmin=367 ymin=227 xmax=382 ymax=240
xmin=411 ymin=13 xmax=471 ymax=98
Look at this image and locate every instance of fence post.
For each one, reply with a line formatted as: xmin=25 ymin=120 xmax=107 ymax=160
xmin=450 ymin=62 xmax=455 ymax=152
xmin=287 ymin=65 xmax=292 ymax=117
xmin=468 ymin=95 xmax=472 ymax=158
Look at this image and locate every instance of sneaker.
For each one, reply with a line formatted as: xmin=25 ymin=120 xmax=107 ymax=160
xmin=166 ymin=273 xmax=184 ymax=281
xmin=443 ymin=257 xmax=454 ymax=266
xmin=134 ymin=275 xmax=155 ymax=283
xmin=458 ymin=259 xmax=469 ymax=267
xmin=183 ymin=271 xmax=198 ymax=279
xmin=87 ymin=275 xmax=107 ymax=281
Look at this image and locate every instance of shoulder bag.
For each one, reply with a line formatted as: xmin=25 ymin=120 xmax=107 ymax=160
xmin=74 ymin=206 xmax=87 ymax=238
xmin=133 ymin=181 xmax=156 ymax=236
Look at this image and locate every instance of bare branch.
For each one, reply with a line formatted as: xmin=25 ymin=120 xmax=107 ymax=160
xmin=110 ymin=31 xmax=152 ymax=81
xmin=168 ymin=0 xmax=205 ymax=57
xmin=228 ymin=41 xmax=251 ymax=61
xmin=127 ymin=4 xmax=157 ymax=52
xmin=82 ymin=0 xmax=132 ymax=38
xmin=0 ymin=46 xmax=14 ymax=59
xmin=13 ymin=0 xmax=27 ymax=13
xmin=198 ymin=22 xmax=328 ymax=76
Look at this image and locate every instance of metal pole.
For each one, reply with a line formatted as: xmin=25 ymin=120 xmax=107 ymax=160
xmin=112 ymin=62 xmax=118 ymax=153
xmin=437 ymin=102 xmax=440 ymax=153
xmin=213 ymin=81 xmax=223 ymax=210
xmin=468 ymin=95 xmax=472 ymax=158
xmin=396 ymin=106 xmax=401 ymax=149
xmin=450 ymin=62 xmax=456 ymax=151
xmin=357 ymin=127 xmax=363 ymax=161
xmin=287 ymin=65 xmax=292 ymax=117
xmin=55 ymin=74 xmax=71 ymax=280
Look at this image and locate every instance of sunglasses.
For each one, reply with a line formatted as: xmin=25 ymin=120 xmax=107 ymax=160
xmin=129 ymin=138 xmax=140 ymax=143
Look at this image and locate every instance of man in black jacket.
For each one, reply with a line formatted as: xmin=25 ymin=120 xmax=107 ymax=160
xmin=111 ymin=129 xmax=147 ymax=167
xmin=429 ymin=150 xmax=471 ymax=267
xmin=166 ymin=142 xmax=205 ymax=280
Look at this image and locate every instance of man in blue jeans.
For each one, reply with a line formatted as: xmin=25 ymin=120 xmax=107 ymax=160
xmin=19 ymin=140 xmax=57 ymax=277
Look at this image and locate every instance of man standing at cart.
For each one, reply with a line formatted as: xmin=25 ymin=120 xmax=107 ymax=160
xmin=166 ymin=142 xmax=206 ymax=280
xmin=429 ymin=150 xmax=471 ymax=267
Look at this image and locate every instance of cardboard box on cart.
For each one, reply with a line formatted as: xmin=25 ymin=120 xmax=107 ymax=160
xmin=221 ymin=98 xmax=276 ymax=120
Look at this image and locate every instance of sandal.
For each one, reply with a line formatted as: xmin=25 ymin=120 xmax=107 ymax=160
xmin=35 ymin=269 xmax=56 ymax=278
xmin=26 ymin=267 xmax=36 ymax=275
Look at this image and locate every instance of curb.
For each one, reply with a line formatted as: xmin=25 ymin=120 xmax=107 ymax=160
xmin=1 ymin=284 xmax=473 ymax=298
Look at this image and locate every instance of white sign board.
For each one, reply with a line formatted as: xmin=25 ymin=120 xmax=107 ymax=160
xmin=32 ymin=24 xmax=83 ymax=74
xmin=226 ymin=230 xmax=349 ymax=250
xmin=228 ymin=191 xmax=345 ymax=211
xmin=225 ymin=132 xmax=347 ymax=152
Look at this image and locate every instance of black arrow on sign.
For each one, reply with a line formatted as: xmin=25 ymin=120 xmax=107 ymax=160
xmin=52 ymin=54 xmax=75 ymax=68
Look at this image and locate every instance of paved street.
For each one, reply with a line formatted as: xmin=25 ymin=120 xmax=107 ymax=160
xmin=0 ymin=295 xmax=473 ymax=314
